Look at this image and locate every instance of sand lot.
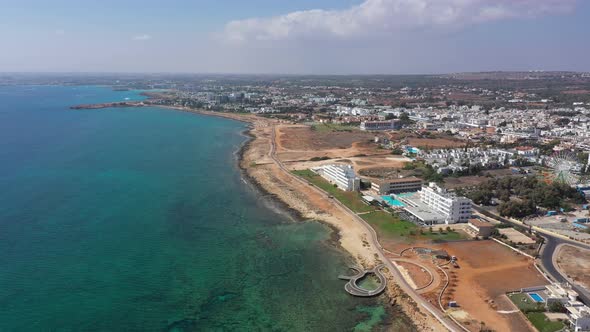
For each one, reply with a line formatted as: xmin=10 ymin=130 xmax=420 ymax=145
xmin=276 ymin=125 xmax=412 ymax=172
xmin=431 ymin=240 xmax=546 ymax=332
xmin=498 ymin=228 xmax=536 ymax=245
xmin=276 ymin=125 xmax=394 ymax=161
xmin=556 ymin=245 xmax=590 ymax=290
xmin=278 ymin=125 xmax=374 ymax=150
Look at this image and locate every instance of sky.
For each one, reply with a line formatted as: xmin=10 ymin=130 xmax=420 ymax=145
xmin=1 ymin=0 xmax=589 ymax=74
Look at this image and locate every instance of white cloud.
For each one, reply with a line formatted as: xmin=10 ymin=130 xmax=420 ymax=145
xmin=222 ymin=0 xmax=577 ymax=43
xmin=132 ymin=34 xmax=152 ymax=41
xmin=54 ymin=29 xmax=65 ymax=35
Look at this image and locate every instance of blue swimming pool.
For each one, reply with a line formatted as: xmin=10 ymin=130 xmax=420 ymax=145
xmin=529 ymin=293 xmax=544 ymax=302
xmin=381 ymin=196 xmax=405 ymax=207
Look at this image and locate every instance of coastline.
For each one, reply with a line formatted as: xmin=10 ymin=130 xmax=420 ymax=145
xmin=155 ymin=106 xmax=440 ymax=331
xmin=72 ymin=101 xmax=442 ymax=331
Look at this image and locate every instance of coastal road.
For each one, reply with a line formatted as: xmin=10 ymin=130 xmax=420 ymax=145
xmin=267 ymin=125 xmax=465 ymax=332
xmin=473 ymin=206 xmax=590 ymax=304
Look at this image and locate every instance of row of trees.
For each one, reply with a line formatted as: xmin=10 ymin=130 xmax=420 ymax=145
xmin=467 ymin=176 xmax=585 ymax=218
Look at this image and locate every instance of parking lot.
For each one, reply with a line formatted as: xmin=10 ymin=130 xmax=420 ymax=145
xmin=525 ymin=210 xmax=590 ymax=242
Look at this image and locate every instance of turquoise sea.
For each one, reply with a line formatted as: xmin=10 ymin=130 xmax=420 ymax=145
xmin=0 ymin=86 xmax=414 ymax=331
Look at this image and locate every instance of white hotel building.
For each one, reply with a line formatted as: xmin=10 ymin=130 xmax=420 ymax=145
xmin=420 ymin=183 xmax=472 ymax=223
xmin=313 ymin=165 xmax=360 ymax=191
xmin=401 ymin=183 xmax=472 ymax=225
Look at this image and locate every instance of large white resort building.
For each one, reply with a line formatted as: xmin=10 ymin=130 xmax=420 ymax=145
xmin=399 ymin=183 xmax=472 ymax=225
xmin=312 ymin=164 xmax=360 ymax=191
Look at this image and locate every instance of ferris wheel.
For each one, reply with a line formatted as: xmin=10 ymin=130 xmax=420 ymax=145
xmin=546 ymin=151 xmax=583 ymax=186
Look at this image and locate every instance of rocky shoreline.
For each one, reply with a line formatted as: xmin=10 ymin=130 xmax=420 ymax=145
xmin=71 ymin=100 xmax=440 ymax=331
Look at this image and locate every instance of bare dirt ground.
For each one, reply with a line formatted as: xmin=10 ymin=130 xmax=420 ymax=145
xmin=430 ymin=241 xmax=546 ymax=332
xmin=397 ymin=261 xmax=432 ymax=289
xmin=278 ymin=125 xmax=375 ymax=150
xmin=556 ymin=245 xmax=590 ymax=290
xmin=443 ymin=169 xmax=526 ymax=189
xmin=385 ymin=131 xmax=466 ymax=149
xmin=563 ymin=89 xmax=590 ymax=94
xmin=276 ymin=124 xmax=411 ymax=173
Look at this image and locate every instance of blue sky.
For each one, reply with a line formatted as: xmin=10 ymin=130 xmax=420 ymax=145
xmin=1 ymin=0 xmax=589 ymax=74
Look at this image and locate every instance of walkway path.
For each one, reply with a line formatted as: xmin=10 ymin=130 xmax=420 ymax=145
xmin=268 ymin=125 xmax=465 ymax=332
xmin=339 ymin=265 xmax=387 ymax=297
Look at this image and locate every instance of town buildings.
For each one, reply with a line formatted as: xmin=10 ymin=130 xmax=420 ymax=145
xmin=419 ymin=147 xmax=537 ymax=174
xmin=360 ymin=119 xmax=401 ymax=131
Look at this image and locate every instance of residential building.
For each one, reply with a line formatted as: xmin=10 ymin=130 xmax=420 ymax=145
xmin=546 ymin=283 xmax=578 ymax=306
xmin=313 ymin=165 xmax=360 ymax=191
xmin=467 ymin=219 xmax=494 ymax=237
xmin=567 ymin=305 xmax=590 ymax=332
xmin=360 ymin=119 xmax=401 ymax=131
xmin=371 ymin=177 xmax=422 ymax=195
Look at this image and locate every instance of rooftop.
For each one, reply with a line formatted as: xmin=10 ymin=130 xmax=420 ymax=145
xmin=468 ymin=218 xmax=494 ymax=229
xmin=374 ymin=176 xmax=422 ymax=185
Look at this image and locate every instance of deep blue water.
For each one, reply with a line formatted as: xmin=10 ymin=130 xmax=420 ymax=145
xmin=0 ymin=86 xmax=409 ymax=331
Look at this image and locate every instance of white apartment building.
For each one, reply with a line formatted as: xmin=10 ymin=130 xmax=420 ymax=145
xmin=419 ymin=183 xmax=472 ymax=224
xmin=313 ymin=165 xmax=360 ymax=191
xmin=567 ymin=305 xmax=590 ymax=332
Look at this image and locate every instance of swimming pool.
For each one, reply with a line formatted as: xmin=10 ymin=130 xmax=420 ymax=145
xmin=529 ymin=293 xmax=544 ymax=303
xmin=381 ymin=196 xmax=405 ymax=207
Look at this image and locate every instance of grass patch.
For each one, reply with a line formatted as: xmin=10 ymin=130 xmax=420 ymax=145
xmin=361 ymin=211 xmax=417 ymax=238
xmin=508 ymin=294 xmax=564 ymax=332
xmin=423 ymin=230 xmax=467 ymax=241
xmin=508 ymin=293 xmax=545 ymax=311
xmin=526 ymin=312 xmax=565 ymax=332
xmin=292 ymin=170 xmax=374 ymax=213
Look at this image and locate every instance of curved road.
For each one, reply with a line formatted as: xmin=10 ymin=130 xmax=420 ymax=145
xmin=390 ymin=257 xmax=437 ymax=293
xmin=473 ymin=205 xmax=590 ymax=305
xmin=268 ymin=125 xmax=464 ymax=332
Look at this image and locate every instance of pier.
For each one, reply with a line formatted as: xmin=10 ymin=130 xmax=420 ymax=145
xmin=338 ymin=265 xmax=387 ymax=297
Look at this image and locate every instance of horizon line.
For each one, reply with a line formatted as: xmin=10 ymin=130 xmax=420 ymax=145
xmin=1 ymin=70 xmax=590 ymax=77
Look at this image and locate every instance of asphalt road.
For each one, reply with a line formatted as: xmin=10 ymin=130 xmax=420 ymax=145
xmin=540 ymin=235 xmax=590 ymax=304
xmin=473 ymin=205 xmax=590 ymax=305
